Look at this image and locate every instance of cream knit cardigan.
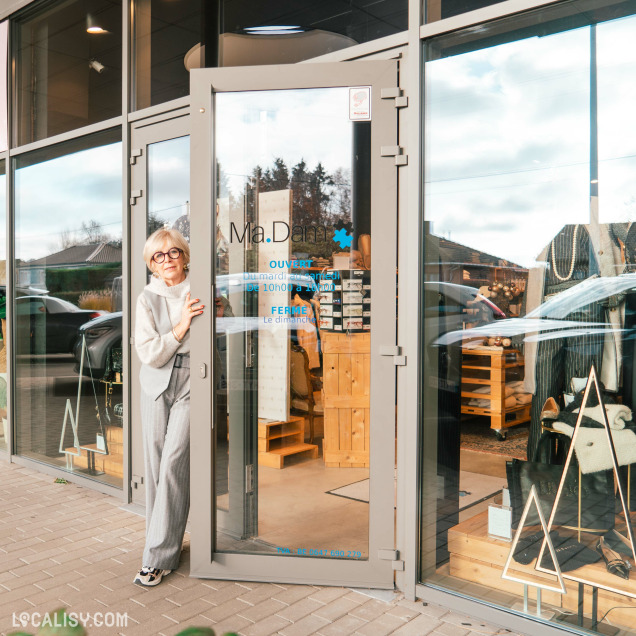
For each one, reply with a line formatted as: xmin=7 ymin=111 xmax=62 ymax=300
xmin=135 ymin=273 xmax=190 ymax=369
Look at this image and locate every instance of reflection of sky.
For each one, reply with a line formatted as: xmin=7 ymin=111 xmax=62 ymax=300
xmin=425 ymin=14 xmax=636 ymax=268
xmin=148 ymin=136 xmax=190 ymax=228
xmin=0 ymin=173 xmax=5 ymax=263
xmin=0 ymin=22 xmax=7 ymax=153
xmin=15 ymin=143 xmax=122 ymax=261
xmin=216 ymin=87 xmax=352 ymax=197
xmin=597 ymin=17 xmax=636 ymax=223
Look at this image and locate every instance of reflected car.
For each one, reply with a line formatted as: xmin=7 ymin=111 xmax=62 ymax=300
xmin=423 ymin=282 xmax=506 ymax=344
xmin=434 ymin=273 xmax=636 ymax=347
xmin=15 ymin=295 xmax=106 ymax=355
xmin=73 ymin=312 xmax=122 ymax=379
xmin=73 ymin=272 xmax=322 ymax=377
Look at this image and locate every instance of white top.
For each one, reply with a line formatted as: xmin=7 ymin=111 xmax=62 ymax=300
xmin=135 ymin=273 xmax=190 ymax=369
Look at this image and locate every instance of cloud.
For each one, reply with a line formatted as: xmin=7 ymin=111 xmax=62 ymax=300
xmin=216 ymin=87 xmax=352 ymax=198
xmin=15 ymin=143 xmax=122 ymax=261
xmin=425 ymin=14 xmax=636 ymax=267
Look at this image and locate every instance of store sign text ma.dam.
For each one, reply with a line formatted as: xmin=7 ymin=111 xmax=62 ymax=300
xmin=230 ymin=221 xmax=330 ymax=244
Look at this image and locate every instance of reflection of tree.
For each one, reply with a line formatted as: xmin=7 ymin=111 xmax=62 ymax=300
xmin=81 ymin=220 xmax=111 ymax=244
xmin=58 ymin=219 xmax=119 ymax=249
xmin=328 ymin=167 xmax=352 ymax=227
xmin=147 ymin=210 xmax=167 ymax=235
xmin=241 ymin=158 xmax=351 ymax=258
xmin=245 ymin=157 xmax=350 ymax=228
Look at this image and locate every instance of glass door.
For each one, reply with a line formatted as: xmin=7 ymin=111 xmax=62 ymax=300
xmin=189 ymin=61 xmax=399 ymax=587
xmin=130 ymin=112 xmax=190 ymax=507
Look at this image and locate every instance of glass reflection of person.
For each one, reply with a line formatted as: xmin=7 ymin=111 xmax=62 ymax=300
xmin=133 ymin=229 xmax=204 ymax=587
xmin=527 ymin=224 xmax=604 ymax=459
xmin=526 ymin=222 xmax=627 ymax=458
xmin=614 ymin=223 xmax=636 ymax=407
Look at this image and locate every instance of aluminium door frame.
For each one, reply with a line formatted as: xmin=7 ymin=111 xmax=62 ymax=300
xmin=129 ymin=111 xmax=190 ymax=508
xmin=188 ymin=60 xmax=400 ymax=588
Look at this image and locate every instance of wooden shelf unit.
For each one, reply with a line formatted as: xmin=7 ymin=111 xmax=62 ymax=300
xmin=461 ymin=346 xmax=530 ymax=432
xmin=258 ymin=416 xmax=318 ymax=469
xmin=322 ymin=332 xmax=370 ymax=468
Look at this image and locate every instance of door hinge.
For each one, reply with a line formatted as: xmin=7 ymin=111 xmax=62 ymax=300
xmin=131 ymin=475 xmax=144 ymax=489
xmin=378 ymin=548 xmax=404 ymax=570
xmin=379 ymin=345 xmax=407 ymax=366
xmin=380 ymin=88 xmax=408 ymax=109
xmin=245 ymin=464 xmax=254 ymax=493
xmin=129 ymin=337 xmax=135 ymax=345
xmin=130 ymin=189 xmax=143 ymax=206
xmin=380 ymin=145 xmax=408 ymax=166
xmin=245 ymin=331 xmax=254 ymax=368
xmin=130 ymin=148 xmax=143 ymax=165
xmin=380 ymin=88 xmax=401 ymax=99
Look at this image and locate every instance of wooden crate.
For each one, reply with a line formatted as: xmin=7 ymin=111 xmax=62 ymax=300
xmin=461 ymin=346 xmax=530 ymax=431
xmin=322 ymin=332 xmax=370 ymax=468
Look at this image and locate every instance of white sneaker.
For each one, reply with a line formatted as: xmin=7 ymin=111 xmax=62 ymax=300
xmin=133 ymin=566 xmax=172 ymax=586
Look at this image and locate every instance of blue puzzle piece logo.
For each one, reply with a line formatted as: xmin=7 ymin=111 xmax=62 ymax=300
xmin=333 ymin=228 xmax=353 ymax=249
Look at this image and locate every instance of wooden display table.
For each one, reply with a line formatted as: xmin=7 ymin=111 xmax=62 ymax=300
xmin=461 ymin=346 xmax=530 ymax=438
xmin=258 ymin=416 xmax=318 ymax=469
xmin=64 ymin=424 xmax=123 ymax=478
xmin=322 ymin=332 xmax=370 ymax=467
xmin=448 ymin=510 xmax=636 ymax=629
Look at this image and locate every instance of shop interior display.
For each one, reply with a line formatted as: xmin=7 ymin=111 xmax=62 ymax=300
xmin=436 ymin=222 xmax=636 ymax=631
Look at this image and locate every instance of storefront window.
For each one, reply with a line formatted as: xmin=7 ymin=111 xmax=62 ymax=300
xmin=133 ymin=0 xmax=407 ymax=110
xmin=0 ymin=21 xmax=8 ymax=153
xmin=213 ymin=88 xmax=373 ymax=558
xmin=421 ymin=1 xmax=636 ymax=631
xmin=14 ymin=131 xmax=123 ymax=486
xmin=0 ymin=160 xmax=6 ymax=452
xmin=14 ymin=0 xmax=122 ymax=146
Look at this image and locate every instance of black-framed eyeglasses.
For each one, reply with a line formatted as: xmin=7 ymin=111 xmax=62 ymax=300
xmin=152 ymin=247 xmax=183 ymax=264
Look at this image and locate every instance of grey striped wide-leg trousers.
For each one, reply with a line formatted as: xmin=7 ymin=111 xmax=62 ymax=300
xmin=527 ymin=302 xmax=605 ymax=460
xmin=140 ymin=366 xmax=190 ymax=571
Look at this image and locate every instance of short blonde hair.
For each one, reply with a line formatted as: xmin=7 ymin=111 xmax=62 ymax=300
xmin=143 ymin=228 xmax=190 ymax=272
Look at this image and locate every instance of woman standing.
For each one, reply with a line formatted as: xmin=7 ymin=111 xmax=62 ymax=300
xmin=133 ymin=228 xmax=204 ymax=586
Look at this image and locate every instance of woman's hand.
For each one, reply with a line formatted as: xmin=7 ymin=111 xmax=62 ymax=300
xmin=173 ymin=292 xmax=204 ymax=341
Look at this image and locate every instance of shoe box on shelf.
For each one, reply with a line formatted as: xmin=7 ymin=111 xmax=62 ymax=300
xmin=317 ymin=269 xmax=370 ymax=333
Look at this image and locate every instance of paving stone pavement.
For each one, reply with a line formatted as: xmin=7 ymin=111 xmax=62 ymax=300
xmin=0 ymin=462 xmax=525 ymax=636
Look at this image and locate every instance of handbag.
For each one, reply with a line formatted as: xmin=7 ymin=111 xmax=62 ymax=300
xmin=102 ymin=347 xmax=123 ymax=381
xmin=506 ymin=430 xmax=615 ymax=532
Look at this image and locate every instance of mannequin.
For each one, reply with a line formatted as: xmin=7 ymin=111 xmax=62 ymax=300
xmin=527 ymin=224 xmax=605 ymax=459
xmin=619 ymin=223 xmax=636 ymax=408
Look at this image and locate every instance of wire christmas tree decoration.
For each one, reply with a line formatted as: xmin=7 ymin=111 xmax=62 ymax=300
xmin=535 ymin=365 xmax=636 ymax=598
xmin=502 ymin=483 xmax=567 ymax=595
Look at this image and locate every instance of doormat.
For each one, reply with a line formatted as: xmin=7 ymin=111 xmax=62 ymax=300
xmin=327 ymin=479 xmax=369 ymax=503
xmin=328 ymin=473 xmax=503 ymax=509
xmin=461 ymin=419 xmax=528 ymax=460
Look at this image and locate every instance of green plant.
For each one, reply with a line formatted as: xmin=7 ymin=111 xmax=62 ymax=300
xmin=78 ymin=290 xmax=112 ymax=311
xmin=174 ymin=628 xmax=239 ymax=636
xmin=46 ymin=266 xmax=122 ymax=295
